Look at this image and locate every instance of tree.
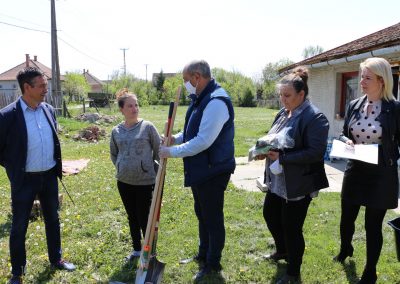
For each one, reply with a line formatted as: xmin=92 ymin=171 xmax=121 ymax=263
xmin=154 ymin=70 xmax=165 ymax=92
xmin=163 ymin=73 xmax=186 ymax=105
xmin=107 ymin=70 xmax=156 ymax=106
xmin=62 ymin=71 xmax=90 ymax=102
xmin=212 ymin=68 xmax=256 ymax=107
xmin=239 ymin=87 xmax=256 ymax=107
xmin=302 ymin=45 xmax=324 ymax=59
xmin=259 ymin=58 xmax=294 ymax=100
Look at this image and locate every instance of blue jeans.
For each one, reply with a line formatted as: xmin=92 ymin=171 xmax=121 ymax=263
xmin=10 ymin=168 xmax=61 ymax=276
xmin=191 ymin=173 xmax=230 ymax=268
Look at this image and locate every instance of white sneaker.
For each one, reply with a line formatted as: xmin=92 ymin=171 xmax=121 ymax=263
xmin=126 ymin=250 xmax=141 ymax=260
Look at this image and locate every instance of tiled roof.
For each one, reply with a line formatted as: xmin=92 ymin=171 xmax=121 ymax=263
xmin=83 ymin=70 xmax=104 ymax=86
xmin=0 ymin=60 xmax=53 ymax=81
xmin=280 ymin=22 xmax=400 ymax=73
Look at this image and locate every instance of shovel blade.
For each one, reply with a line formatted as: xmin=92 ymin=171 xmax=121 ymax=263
xmin=144 ymin=257 xmax=166 ymax=284
xmin=135 ymin=267 xmax=147 ymax=284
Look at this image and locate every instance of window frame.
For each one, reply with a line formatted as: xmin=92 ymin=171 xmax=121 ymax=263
xmin=339 ymin=71 xmax=359 ymax=118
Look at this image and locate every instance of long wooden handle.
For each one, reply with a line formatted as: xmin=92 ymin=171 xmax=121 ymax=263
xmin=139 ymin=87 xmax=181 ymax=269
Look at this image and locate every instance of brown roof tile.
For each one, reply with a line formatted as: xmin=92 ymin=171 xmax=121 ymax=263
xmin=280 ymin=22 xmax=400 ymax=73
xmin=0 ymin=60 xmax=52 ymax=81
xmin=0 ymin=56 xmax=64 ymax=81
xmin=83 ymin=70 xmax=104 ymax=86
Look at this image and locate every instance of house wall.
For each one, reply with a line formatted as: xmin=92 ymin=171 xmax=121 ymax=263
xmin=90 ymin=84 xmax=103 ymax=93
xmin=307 ymin=53 xmax=400 ymax=139
xmin=0 ymin=80 xmax=20 ymax=108
xmin=0 ymin=79 xmax=54 ymax=109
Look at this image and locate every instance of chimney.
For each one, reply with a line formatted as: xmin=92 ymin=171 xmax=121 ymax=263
xmin=34 ymin=55 xmax=37 ymax=61
xmin=25 ymin=54 xmax=30 ymax=67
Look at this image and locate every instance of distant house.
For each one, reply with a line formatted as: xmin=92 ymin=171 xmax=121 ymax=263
xmin=0 ymin=54 xmax=64 ymax=109
xmin=83 ymin=69 xmax=104 ymax=93
xmin=279 ymin=22 xmax=400 ymax=138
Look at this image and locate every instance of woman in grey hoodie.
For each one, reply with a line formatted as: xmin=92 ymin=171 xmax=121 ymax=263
xmin=110 ymin=89 xmax=161 ymax=260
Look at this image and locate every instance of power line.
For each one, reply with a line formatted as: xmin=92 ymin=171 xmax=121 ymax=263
xmin=0 ymin=20 xmax=48 ymax=33
xmin=0 ymin=12 xmax=49 ymax=30
xmin=0 ymin=20 xmax=118 ymax=69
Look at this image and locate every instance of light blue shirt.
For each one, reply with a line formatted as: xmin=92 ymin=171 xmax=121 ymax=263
xmin=170 ymin=89 xmax=230 ymax=158
xmin=20 ymin=98 xmax=56 ymax=172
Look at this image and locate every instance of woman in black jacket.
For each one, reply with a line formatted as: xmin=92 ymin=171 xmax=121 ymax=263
xmin=334 ymin=57 xmax=400 ymax=284
xmin=258 ymin=66 xmax=329 ymax=284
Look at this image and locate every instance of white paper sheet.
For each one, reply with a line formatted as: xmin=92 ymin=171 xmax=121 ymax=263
xmin=329 ymin=139 xmax=378 ymax=164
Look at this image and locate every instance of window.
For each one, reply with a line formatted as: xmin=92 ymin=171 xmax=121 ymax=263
xmin=13 ymin=84 xmax=17 ymax=89
xmin=392 ymin=66 xmax=399 ymax=99
xmin=339 ymin=72 xmax=358 ymax=118
xmin=0 ymin=85 xmax=2 ymax=88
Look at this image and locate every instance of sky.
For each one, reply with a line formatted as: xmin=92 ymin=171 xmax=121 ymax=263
xmin=0 ymin=0 xmax=399 ymax=81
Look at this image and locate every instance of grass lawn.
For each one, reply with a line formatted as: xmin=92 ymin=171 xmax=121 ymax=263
xmin=0 ymin=105 xmax=399 ymax=283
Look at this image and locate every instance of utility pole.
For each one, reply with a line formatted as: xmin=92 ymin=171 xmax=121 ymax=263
xmin=51 ymin=0 xmax=62 ymax=116
xmin=120 ymin=48 xmax=128 ymax=76
xmin=145 ymin=64 xmax=149 ymax=82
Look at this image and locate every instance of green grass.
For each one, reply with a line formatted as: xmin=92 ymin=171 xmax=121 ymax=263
xmin=0 ymin=105 xmax=399 ymax=283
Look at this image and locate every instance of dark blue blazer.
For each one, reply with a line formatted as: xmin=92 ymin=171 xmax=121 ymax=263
xmin=274 ymin=102 xmax=329 ymax=198
xmin=0 ymin=99 xmax=62 ymax=192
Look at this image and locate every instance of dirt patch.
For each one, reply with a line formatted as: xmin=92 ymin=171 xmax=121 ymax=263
xmin=72 ymin=125 xmax=106 ymax=142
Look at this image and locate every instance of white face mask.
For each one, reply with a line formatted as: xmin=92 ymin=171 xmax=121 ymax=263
xmin=184 ymin=80 xmax=197 ymax=95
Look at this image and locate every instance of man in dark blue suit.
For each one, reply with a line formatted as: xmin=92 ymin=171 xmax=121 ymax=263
xmin=0 ymin=67 xmax=75 ymax=284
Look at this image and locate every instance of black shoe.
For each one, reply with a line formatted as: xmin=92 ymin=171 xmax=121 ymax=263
xmin=51 ymin=259 xmax=76 ymax=271
xmin=357 ymin=269 xmax=377 ymax=284
xmin=263 ymin=252 xmax=288 ymax=262
xmin=276 ymin=274 xmax=301 ymax=284
xmin=333 ymin=245 xmax=354 ymax=263
xmin=193 ymin=265 xmax=222 ymax=283
xmin=8 ymin=276 xmax=23 ymax=284
xmin=179 ymin=254 xmax=206 ymax=266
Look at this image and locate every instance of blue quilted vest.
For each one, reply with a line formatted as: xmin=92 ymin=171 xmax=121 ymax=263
xmin=182 ymin=79 xmax=235 ymax=186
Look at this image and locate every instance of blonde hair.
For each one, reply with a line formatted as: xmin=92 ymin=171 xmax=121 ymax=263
xmin=115 ymin=88 xmax=138 ymax=108
xmin=360 ymin=57 xmax=394 ymax=101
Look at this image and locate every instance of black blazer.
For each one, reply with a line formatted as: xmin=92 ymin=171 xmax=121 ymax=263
xmin=276 ymin=102 xmax=330 ymax=199
xmin=0 ymin=99 xmax=62 ymax=191
xmin=339 ymin=95 xmax=400 ymax=166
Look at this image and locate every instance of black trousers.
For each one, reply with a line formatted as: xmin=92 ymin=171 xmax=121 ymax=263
xmin=117 ymin=181 xmax=154 ymax=251
xmin=10 ymin=168 xmax=61 ymax=276
xmin=339 ymin=198 xmax=387 ymax=271
xmin=191 ymin=173 xmax=231 ymax=268
xmin=263 ymin=192 xmax=311 ymax=277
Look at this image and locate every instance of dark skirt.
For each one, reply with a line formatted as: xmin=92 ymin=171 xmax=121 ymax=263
xmin=341 ymin=159 xmax=399 ymax=209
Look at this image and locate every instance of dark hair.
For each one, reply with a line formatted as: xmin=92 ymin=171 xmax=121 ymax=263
xmin=115 ymin=88 xmax=138 ymax=108
xmin=16 ymin=67 xmax=45 ymax=94
xmin=278 ymin=66 xmax=309 ymax=97
xmin=183 ymin=60 xmax=211 ymax=78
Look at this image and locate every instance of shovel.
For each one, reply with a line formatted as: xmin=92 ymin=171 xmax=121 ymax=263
xmin=135 ymin=87 xmax=181 ymax=284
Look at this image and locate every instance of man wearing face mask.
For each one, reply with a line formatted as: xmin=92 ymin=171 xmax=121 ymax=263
xmin=159 ymin=60 xmax=235 ymax=282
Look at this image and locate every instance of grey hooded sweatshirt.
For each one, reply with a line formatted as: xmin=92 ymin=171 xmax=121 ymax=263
xmin=110 ymin=120 xmax=160 ymax=185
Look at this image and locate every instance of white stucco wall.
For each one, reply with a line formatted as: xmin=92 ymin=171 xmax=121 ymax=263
xmin=307 ymin=53 xmax=400 ymax=139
